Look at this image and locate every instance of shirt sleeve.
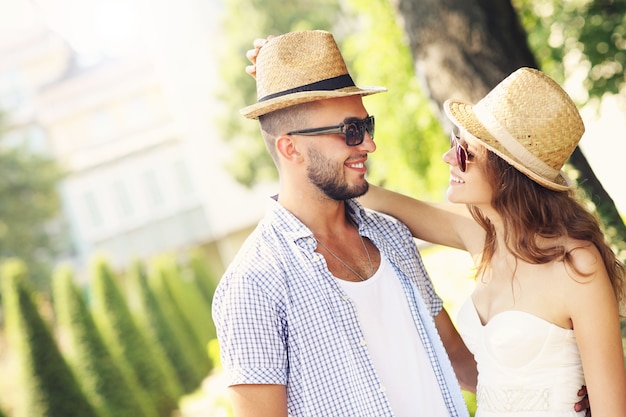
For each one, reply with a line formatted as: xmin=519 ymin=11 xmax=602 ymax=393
xmin=408 ymin=242 xmax=444 ymax=317
xmin=212 ymin=270 xmax=288 ymax=386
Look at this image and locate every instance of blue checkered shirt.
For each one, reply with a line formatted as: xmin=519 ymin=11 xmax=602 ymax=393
xmin=212 ymin=197 xmax=469 ymax=417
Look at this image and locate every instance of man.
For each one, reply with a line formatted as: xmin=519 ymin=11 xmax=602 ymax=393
xmin=212 ymin=30 xmax=475 ymax=417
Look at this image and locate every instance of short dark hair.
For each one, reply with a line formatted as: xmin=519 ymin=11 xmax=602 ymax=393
xmin=259 ymin=101 xmax=320 ymax=166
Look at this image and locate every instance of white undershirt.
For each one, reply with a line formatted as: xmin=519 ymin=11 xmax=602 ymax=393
xmin=336 ymin=255 xmax=448 ymax=417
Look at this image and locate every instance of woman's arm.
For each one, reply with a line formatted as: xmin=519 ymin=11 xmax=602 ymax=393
xmin=567 ymin=247 xmax=626 ymax=416
xmin=360 ymin=185 xmax=482 ymax=252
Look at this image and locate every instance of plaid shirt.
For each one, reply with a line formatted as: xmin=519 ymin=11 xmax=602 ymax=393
xmin=213 ymin=197 xmax=469 ymax=417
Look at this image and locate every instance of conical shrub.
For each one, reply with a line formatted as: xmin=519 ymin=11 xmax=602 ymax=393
xmin=187 ymin=247 xmax=220 ymax=309
xmin=1 ymin=259 xmax=99 ymax=417
xmin=186 ymin=248 xmax=220 ymax=346
xmin=148 ymin=256 xmax=208 ymax=368
xmin=89 ymin=256 xmax=179 ymax=417
xmin=153 ymin=255 xmax=213 ymax=372
xmin=52 ymin=264 xmax=155 ymax=417
xmin=127 ymin=259 xmax=204 ymax=393
xmin=119 ymin=261 xmax=183 ymax=396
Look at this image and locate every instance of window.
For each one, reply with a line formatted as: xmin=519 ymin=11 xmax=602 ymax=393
xmin=82 ymin=190 xmax=103 ymax=227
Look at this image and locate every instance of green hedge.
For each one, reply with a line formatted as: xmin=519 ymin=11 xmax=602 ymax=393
xmin=126 ymin=259 xmax=204 ymax=393
xmin=90 ymin=257 xmax=179 ymax=417
xmin=128 ymin=258 xmax=206 ymax=393
xmin=155 ymin=255 xmax=214 ymax=371
xmin=1 ymin=260 xmax=99 ymax=417
xmin=53 ymin=264 xmax=155 ymax=417
xmin=0 ymin=247 xmax=222 ymax=414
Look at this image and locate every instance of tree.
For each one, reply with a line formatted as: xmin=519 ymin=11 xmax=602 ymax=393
xmin=126 ymin=259 xmax=204 ymax=393
xmin=154 ymin=255 xmax=215 ymax=367
xmin=1 ymin=259 xmax=99 ymax=417
xmin=147 ymin=257 xmax=211 ymax=378
xmin=0 ymin=139 xmax=64 ymax=292
xmin=514 ymin=0 xmax=626 ymax=258
xmin=89 ymin=257 xmax=175 ymax=417
xmin=216 ymin=0 xmax=340 ymax=187
xmin=217 ymin=0 xmax=626 ymax=257
xmin=185 ymin=247 xmax=220 ymax=340
xmin=53 ymin=265 xmax=154 ymax=417
xmin=390 ymin=0 xmax=626 ymax=257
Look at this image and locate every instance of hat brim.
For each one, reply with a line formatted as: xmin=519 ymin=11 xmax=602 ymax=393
xmin=241 ymin=86 xmax=387 ymax=119
xmin=444 ymin=99 xmax=571 ymax=191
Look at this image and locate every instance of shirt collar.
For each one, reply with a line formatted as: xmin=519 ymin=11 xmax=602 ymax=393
xmin=265 ymin=195 xmax=369 ymax=244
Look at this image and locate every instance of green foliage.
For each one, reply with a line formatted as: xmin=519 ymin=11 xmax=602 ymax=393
xmin=1 ymin=259 xmax=99 ymax=417
xmin=341 ymin=0 xmax=450 ymax=199
xmin=186 ymin=248 xmax=220 ymax=340
xmin=126 ymin=259 xmax=204 ymax=393
xmin=52 ymin=265 xmax=154 ymax=417
xmin=89 ymin=257 xmax=177 ymax=417
xmin=513 ymin=0 xmax=626 ymax=105
xmin=0 ymin=249 xmax=227 ymax=416
xmin=156 ymin=255 xmax=215 ymax=368
xmin=216 ymin=0 xmax=340 ymax=186
xmin=512 ymin=0 xmax=626 ymax=256
xmin=187 ymin=247 xmax=220 ymax=307
xmin=148 ymin=257 xmax=211 ymax=377
xmin=463 ymin=390 xmax=477 ymax=417
xmin=217 ymin=0 xmax=450 ymax=199
xmin=0 ymin=145 xmax=64 ymax=292
xmin=208 ymin=338 xmax=222 ymax=371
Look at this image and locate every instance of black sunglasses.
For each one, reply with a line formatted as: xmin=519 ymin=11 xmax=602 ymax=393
xmin=287 ymin=115 xmax=375 ymax=146
xmin=450 ymin=132 xmax=471 ymax=172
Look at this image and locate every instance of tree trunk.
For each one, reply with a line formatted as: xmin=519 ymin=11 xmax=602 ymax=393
xmin=394 ymin=0 xmax=626 ymax=252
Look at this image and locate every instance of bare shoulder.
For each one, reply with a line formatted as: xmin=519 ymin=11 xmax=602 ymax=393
xmin=561 ymin=238 xmax=617 ymax=314
xmin=564 ymin=238 xmax=605 ymax=279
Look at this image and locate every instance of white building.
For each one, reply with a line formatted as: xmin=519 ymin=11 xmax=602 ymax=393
xmin=0 ymin=0 xmax=273 ymax=279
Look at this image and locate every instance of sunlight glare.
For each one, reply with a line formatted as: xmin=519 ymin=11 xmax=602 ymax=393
xmin=33 ymin=0 xmax=145 ymax=58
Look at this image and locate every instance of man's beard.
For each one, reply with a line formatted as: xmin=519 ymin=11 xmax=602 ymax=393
xmin=307 ymin=147 xmax=369 ymax=200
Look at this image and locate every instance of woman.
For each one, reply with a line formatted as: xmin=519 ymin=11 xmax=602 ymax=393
xmin=360 ymin=67 xmax=626 ymax=416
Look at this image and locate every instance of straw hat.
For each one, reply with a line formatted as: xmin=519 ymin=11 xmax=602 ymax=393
xmin=444 ymin=67 xmax=585 ymax=191
xmin=240 ymin=30 xmax=386 ymax=119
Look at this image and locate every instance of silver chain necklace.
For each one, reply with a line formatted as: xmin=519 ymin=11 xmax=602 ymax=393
xmin=315 ymin=232 xmax=373 ymax=281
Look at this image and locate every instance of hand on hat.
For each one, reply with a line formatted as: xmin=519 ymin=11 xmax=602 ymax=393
xmin=245 ymin=36 xmax=274 ymax=79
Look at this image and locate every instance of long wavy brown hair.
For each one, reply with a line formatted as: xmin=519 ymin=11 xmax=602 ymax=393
xmin=468 ymin=148 xmax=625 ymax=311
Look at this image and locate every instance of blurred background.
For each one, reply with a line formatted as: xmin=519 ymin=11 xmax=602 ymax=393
xmin=0 ymin=0 xmax=624 ymax=416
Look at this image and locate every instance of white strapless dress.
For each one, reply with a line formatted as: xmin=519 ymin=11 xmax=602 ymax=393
xmin=457 ymin=297 xmax=586 ymax=417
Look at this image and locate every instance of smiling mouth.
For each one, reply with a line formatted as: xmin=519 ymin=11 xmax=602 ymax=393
xmin=347 ymin=162 xmax=365 ymax=169
xmin=450 ymin=174 xmax=465 ymax=184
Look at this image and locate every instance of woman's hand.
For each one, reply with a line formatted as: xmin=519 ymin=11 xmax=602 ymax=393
xmin=245 ymin=36 xmax=274 ymax=79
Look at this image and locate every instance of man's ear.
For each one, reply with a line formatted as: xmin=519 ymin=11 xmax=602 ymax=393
xmin=276 ymin=134 xmax=302 ymax=161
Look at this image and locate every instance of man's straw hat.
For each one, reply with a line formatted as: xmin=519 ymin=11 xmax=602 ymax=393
xmin=241 ymin=30 xmax=386 ymax=119
xmin=444 ymin=67 xmax=585 ymax=191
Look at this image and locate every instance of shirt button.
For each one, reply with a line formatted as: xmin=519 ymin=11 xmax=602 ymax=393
xmin=342 ymin=295 xmax=349 ymax=301
xmin=379 ymin=385 xmax=386 ymax=392
xmin=359 ymin=339 xmax=367 ymax=346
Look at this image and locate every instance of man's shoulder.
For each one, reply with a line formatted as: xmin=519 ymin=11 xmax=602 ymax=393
xmin=219 ymin=219 xmax=296 ymax=284
xmin=227 ymin=222 xmax=282 ymax=264
xmin=361 ymin=207 xmax=411 ymax=235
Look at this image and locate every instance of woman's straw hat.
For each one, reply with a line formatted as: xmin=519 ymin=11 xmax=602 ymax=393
xmin=444 ymin=67 xmax=585 ymax=191
xmin=241 ymin=30 xmax=386 ymax=119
